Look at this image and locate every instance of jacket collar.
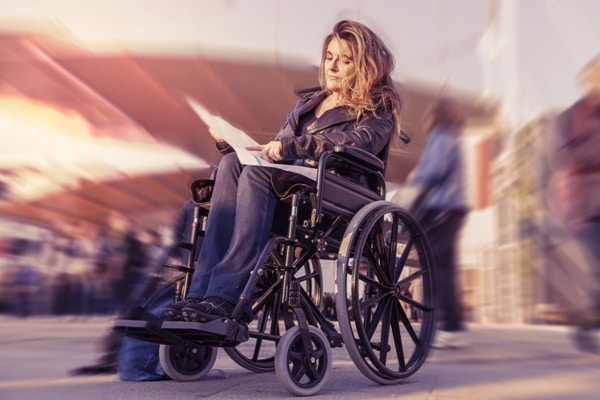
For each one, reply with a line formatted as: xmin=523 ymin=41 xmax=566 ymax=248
xmin=290 ymin=90 xmax=356 ymax=133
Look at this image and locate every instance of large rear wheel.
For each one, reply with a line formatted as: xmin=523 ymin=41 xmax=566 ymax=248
xmin=336 ymin=201 xmax=437 ymax=384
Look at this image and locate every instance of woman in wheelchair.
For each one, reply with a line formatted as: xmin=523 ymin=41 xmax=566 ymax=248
xmin=163 ymin=19 xmax=404 ymax=324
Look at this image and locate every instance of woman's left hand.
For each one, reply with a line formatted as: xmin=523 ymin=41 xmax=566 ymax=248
xmin=247 ymin=141 xmax=283 ymax=162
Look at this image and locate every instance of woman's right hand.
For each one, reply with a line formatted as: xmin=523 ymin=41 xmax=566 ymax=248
xmin=247 ymin=141 xmax=283 ymax=163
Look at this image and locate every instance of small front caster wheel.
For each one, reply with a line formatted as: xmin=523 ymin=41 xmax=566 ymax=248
xmin=275 ymin=325 xmax=332 ymax=396
xmin=159 ymin=342 xmax=217 ymax=381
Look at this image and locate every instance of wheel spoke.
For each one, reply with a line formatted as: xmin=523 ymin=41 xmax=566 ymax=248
xmin=386 ymin=213 xmax=400 ymax=273
xmin=363 ymin=239 xmax=392 ymax=288
xmin=251 ymin=305 xmax=271 ymax=361
xmin=394 ymin=237 xmax=414 ymax=282
xmin=391 ymin=302 xmax=407 ymax=370
xmin=363 ymin=294 xmax=388 ymax=340
xmin=398 ymin=269 xmax=424 ymax=286
xmin=399 ymin=291 xmax=433 ymax=313
xmin=291 ymin=363 xmax=306 ymax=382
xmin=178 ymin=354 xmax=194 ymax=370
xmin=357 ymin=268 xmax=385 ymax=289
xmin=296 ymin=270 xmax=319 ymax=284
xmin=377 ymin=299 xmax=392 ymax=365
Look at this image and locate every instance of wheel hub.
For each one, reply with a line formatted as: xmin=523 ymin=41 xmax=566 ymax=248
xmin=393 ymin=284 xmax=402 ymax=298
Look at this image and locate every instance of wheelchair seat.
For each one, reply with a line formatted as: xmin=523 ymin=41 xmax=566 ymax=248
xmin=272 ymin=145 xmax=386 ymax=250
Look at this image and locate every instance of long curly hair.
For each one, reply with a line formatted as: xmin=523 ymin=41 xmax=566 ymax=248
xmin=318 ymin=20 xmax=403 ymax=135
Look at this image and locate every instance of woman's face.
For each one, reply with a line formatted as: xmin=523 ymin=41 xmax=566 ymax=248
xmin=324 ymin=37 xmax=355 ymax=95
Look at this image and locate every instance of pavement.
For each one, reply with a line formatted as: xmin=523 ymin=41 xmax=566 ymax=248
xmin=0 ymin=315 xmax=599 ymax=400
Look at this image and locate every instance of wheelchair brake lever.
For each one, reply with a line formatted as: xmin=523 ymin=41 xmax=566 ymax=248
xmin=309 ymin=192 xmax=318 ymax=227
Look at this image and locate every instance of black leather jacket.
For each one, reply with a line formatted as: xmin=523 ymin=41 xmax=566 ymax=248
xmin=275 ymin=88 xmax=394 ymax=167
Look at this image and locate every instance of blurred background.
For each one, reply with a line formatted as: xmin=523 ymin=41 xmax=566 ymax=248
xmin=0 ymin=0 xmax=597 ymax=325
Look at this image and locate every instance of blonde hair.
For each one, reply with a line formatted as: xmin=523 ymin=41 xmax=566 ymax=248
xmin=318 ymin=20 xmax=402 ymax=135
xmin=577 ymin=53 xmax=600 ymax=94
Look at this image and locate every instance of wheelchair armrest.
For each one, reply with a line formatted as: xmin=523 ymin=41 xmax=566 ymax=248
xmin=310 ymin=146 xmax=386 ymax=226
xmin=330 ymin=145 xmax=385 ymax=173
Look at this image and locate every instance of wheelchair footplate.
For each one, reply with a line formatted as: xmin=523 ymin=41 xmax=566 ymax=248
xmin=160 ymin=319 xmax=248 ymax=347
xmin=113 ymin=306 xmax=173 ymax=344
xmin=114 ymin=309 xmax=248 ymax=348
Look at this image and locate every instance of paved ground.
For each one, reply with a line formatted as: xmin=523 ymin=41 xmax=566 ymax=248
xmin=0 ymin=315 xmax=599 ymax=400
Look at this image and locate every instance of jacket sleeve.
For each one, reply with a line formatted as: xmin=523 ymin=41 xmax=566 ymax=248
xmin=278 ymin=111 xmax=394 ymax=162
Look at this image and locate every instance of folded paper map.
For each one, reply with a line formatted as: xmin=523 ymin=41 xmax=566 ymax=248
xmin=187 ymin=97 xmax=317 ymax=181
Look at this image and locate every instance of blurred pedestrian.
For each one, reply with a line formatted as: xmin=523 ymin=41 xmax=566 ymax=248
xmin=10 ymin=239 xmax=40 ymax=317
xmin=115 ymin=229 xmax=149 ymax=310
xmin=92 ymin=227 xmax=121 ymax=314
xmin=406 ymin=97 xmax=470 ymax=349
xmin=143 ymin=229 xmax=165 ymax=269
xmin=70 ymin=215 xmax=149 ymax=375
xmin=551 ymin=53 xmax=600 ymax=352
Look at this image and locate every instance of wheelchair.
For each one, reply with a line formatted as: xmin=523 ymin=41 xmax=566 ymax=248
xmin=114 ymin=145 xmax=438 ymax=396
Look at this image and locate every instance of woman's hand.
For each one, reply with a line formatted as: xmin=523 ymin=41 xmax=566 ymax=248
xmin=209 ymin=127 xmax=225 ymax=143
xmin=247 ymin=141 xmax=283 ymax=163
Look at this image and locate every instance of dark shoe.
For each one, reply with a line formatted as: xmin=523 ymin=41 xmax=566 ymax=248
xmin=69 ymin=363 xmax=117 ymax=376
xmin=431 ymin=330 xmax=469 ymax=349
xmin=182 ymin=296 xmax=250 ymax=323
xmin=572 ymin=327 xmax=599 ymax=354
xmin=163 ymin=298 xmax=202 ymax=321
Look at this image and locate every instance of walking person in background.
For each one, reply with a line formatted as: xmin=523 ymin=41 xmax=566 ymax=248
xmin=115 ymin=228 xmax=149 ymax=312
xmin=10 ymin=239 xmax=40 ymax=317
xmin=91 ymin=227 xmax=120 ymax=315
xmin=406 ymin=97 xmax=470 ymax=349
xmin=551 ymin=54 xmax=600 ymax=353
xmin=70 ymin=216 xmax=150 ymax=375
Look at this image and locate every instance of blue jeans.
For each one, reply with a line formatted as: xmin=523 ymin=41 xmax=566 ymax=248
xmin=187 ymin=153 xmax=278 ymax=314
xmin=571 ymin=217 xmax=600 ymax=311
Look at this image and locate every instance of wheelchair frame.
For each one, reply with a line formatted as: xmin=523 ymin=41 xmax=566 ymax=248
xmin=114 ymin=146 xmax=438 ymax=396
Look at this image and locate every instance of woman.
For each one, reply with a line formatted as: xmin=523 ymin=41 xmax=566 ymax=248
xmin=164 ymin=20 xmax=403 ymax=323
xmin=407 ymin=98 xmax=469 ymax=349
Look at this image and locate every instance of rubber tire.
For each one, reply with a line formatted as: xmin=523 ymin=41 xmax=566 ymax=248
xmin=274 ymin=325 xmax=332 ymax=396
xmin=158 ymin=343 xmax=217 ymax=382
xmin=336 ymin=201 xmax=437 ymax=384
